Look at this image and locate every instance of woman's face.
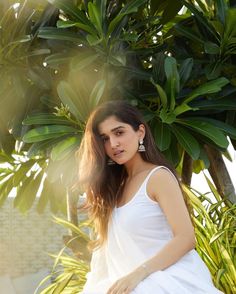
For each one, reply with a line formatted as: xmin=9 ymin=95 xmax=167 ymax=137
xmin=98 ymin=115 xmax=145 ymax=165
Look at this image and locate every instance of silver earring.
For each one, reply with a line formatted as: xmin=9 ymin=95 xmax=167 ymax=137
xmin=138 ymin=139 xmax=146 ymax=152
xmin=108 ymin=158 xmax=116 ymax=165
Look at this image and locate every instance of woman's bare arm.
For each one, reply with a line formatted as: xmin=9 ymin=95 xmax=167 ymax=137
xmin=135 ymin=168 xmax=195 ymax=278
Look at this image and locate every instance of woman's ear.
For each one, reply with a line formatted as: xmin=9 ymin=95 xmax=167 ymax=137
xmin=138 ymin=124 xmax=145 ymax=139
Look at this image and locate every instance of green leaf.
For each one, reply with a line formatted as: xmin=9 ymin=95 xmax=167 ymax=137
xmin=23 ymin=125 xmax=78 ymax=143
xmin=185 ymin=77 xmax=229 ymax=103
xmin=121 ymin=67 xmax=151 ymax=80
xmin=23 ymin=113 xmax=72 ymax=126
xmin=0 ymin=152 xmax=12 ymax=163
xmin=51 ymin=273 xmax=73 ymax=294
xmin=0 ymin=181 xmax=14 ymax=207
xmin=57 ymin=19 xmax=97 ymax=36
xmin=56 ymin=20 xmax=76 ymax=28
xmin=162 ymin=137 xmax=181 ymax=167
xmin=161 ymin=0 xmax=183 ymax=25
xmin=74 ymin=22 xmax=98 ymax=36
xmin=153 ymin=121 xmax=171 ymax=151
xmin=164 ymin=56 xmax=179 ymax=105
xmin=199 ymin=148 xmax=210 ymax=169
xmin=27 ymin=137 xmax=67 ymax=157
xmin=51 ymin=136 xmax=81 ymax=161
xmin=12 ymin=161 xmax=35 ymax=187
xmin=14 ymin=173 xmax=42 ymax=212
xmin=164 ymin=56 xmax=177 ymax=80
xmin=179 ymin=119 xmax=229 ymax=148
xmin=57 ymin=81 xmax=84 ymax=121
xmin=183 ymin=1 xmax=219 ymax=40
xmin=224 ymin=9 xmax=236 ymax=40
xmin=120 ymin=0 xmax=147 ymax=15
xmin=190 ymin=98 xmax=236 ymax=110
xmin=174 ymin=103 xmax=195 ymax=116
xmin=193 ymin=159 xmax=205 ymax=174
xmin=210 ymin=229 xmax=228 ymax=244
xmin=159 ymin=109 xmax=176 ymax=124
xmin=186 ymin=117 xmax=236 ymax=139
xmin=107 ymin=0 xmax=147 ymax=37
xmin=53 ymin=0 xmax=93 ymax=26
xmin=107 ymin=14 xmax=126 ymax=38
xmin=121 ymin=31 xmax=139 ymax=42
xmin=205 ymin=62 xmax=222 ymax=80
xmin=89 ymin=79 xmax=106 ymax=109
xmin=38 ymin=28 xmax=84 ymax=43
xmin=45 ymin=53 xmax=72 ymax=67
xmin=28 ymin=49 xmax=51 ymax=57
xmin=216 ymin=0 xmax=228 ymax=25
xmin=40 ymin=95 xmax=57 ymax=108
xmin=88 ymin=2 xmax=103 ymax=35
xmin=215 ymin=269 xmax=226 ymax=289
xmin=86 ymin=34 xmax=102 ymax=46
xmin=71 ymin=52 xmax=99 ymax=71
xmin=36 ymin=180 xmax=52 ymax=214
xmin=53 ymin=215 xmax=89 ymax=241
xmin=179 ymin=58 xmax=193 ymax=87
xmin=204 ymin=41 xmax=220 ymax=54
xmin=152 ymin=81 xmax=167 ymax=108
xmin=175 ymin=23 xmax=204 ymax=44
xmin=172 ymin=124 xmax=200 ymax=160
xmin=96 ymin=0 xmax=107 ymax=24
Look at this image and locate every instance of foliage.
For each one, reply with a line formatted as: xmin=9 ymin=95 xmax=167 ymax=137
xmin=184 ymin=177 xmax=236 ymax=294
xmin=0 ymin=0 xmax=55 ymax=153
xmin=1 ymin=0 xmax=236 ymax=212
xmin=34 ymin=215 xmax=91 ymax=294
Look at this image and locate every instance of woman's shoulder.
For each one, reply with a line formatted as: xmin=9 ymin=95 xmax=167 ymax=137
xmin=147 ymin=165 xmax=180 ymax=200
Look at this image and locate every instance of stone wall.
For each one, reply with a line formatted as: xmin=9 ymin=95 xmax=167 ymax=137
xmin=0 ymin=198 xmax=68 ymax=278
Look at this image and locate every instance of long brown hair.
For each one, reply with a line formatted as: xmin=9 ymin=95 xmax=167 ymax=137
xmin=77 ymin=100 xmax=179 ymax=249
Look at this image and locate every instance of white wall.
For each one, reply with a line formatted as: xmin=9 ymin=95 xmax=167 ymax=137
xmin=0 ymin=198 xmax=67 ymax=278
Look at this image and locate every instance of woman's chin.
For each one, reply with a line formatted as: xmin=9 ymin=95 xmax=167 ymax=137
xmin=113 ymin=157 xmax=127 ymax=165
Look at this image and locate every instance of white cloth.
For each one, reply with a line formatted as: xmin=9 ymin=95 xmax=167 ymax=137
xmin=81 ymin=166 xmax=223 ymax=293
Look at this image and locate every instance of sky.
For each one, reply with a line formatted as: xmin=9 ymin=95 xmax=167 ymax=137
xmin=191 ymin=142 xmax=236 ymax=194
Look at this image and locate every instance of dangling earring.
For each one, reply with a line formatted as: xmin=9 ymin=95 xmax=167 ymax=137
xmin=138 ymin=139 xmax=146 ymax=152
xmin=108 ymin=158 xmax=115 ymax=165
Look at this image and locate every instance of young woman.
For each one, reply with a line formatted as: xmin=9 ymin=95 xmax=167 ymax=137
xmin=78 ymin=100 xmax=222 ymax=294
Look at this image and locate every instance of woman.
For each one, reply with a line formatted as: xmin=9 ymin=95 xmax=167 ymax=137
xmin=78 ymin=100 xmax=222 ymax=294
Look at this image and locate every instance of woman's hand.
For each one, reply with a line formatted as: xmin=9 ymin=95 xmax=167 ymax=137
xmin=106 ymin=267 xmax=146 ymax=294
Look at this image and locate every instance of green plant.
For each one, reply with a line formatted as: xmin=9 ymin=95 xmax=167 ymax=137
xmin=35 ymin=216 xmax=91 ymax=294
xmin=183 ymin=176 xmax=236 ymax=293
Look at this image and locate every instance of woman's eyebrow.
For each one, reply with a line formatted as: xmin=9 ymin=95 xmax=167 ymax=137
xmin=99 ymin=126 xmax=125 ymax=136
xmin=111 ymin=126 xmax=125 ymax=132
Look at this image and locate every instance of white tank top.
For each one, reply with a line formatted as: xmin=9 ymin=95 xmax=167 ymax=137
xmin=114 ymin=166 xmax=176 ymax=257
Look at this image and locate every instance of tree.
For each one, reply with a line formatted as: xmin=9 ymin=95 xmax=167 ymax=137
xmin=1 ymin=0 xmax=236 ymax=222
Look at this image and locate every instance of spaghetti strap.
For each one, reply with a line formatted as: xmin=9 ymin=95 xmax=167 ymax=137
xmin=143 ymin=165 xmax=179 ymax=186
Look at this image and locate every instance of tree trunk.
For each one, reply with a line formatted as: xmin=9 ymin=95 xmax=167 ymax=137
xmin=66 ymin=188 xmax=78 ymax=233
xmin=181 ymin=152 xmax=193 ymax=186
xmin=63 ymin=189 xmax=91 ymax=261
xmin=204 ymin=145 xmax=236 ymax=203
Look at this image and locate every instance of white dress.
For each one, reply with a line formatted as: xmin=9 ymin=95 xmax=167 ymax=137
xmin=81 ymin=166 xmax=223 ymax=293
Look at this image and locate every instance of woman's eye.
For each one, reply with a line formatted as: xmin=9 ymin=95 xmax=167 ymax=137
xmin=116 ymin=131 xmax=123 ymax=136
xmin=102 ymin=137 xmax=109 ymax=142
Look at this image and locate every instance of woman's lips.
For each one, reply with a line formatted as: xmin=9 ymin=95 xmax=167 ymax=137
xmin=114 ymin=150 xmax=124 ymax=157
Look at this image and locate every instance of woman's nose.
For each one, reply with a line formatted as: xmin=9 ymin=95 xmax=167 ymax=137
xmin=110 ymin=137 xmax=119 ymax=148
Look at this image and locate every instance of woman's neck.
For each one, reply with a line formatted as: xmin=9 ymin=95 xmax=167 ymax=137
xmin=124 ymin=154 xmax=154 ymax=178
